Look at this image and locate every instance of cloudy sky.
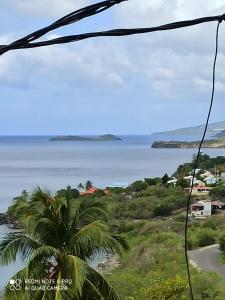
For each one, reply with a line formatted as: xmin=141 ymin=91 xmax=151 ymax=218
xmin=1 ymin=0 xmax=225 ymax=135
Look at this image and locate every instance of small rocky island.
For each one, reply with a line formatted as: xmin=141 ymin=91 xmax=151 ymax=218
xmin=151 ymin=137 xmax=225 ymax=149
xmin=50 ymin=134 xmax=122 ymax=142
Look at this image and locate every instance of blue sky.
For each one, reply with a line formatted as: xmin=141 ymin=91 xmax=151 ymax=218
xmin=1 ymin=0 xmax=225 ymax=135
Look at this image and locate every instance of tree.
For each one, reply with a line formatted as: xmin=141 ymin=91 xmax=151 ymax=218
xmin=0 ymin=188 xmax=128 ymax=299
xmin=56 ymin=185 xmax=79 ymax=199
xmin=162 ymin=173 xmax=170 ymax=186
xmin=144 ymin=177 xmax=162 ymax=186
xmin=78 ymin=183 xmax=84 ymax=191
xmin=176 ymin=178 xmax=189 ymax=189
xmin=131 ymin=181 xmax=148 ymax=192
xmin=210 ymin=185 xmax=225 ymax=198
xmin=85 ymin=180 xmax=93 ymax=190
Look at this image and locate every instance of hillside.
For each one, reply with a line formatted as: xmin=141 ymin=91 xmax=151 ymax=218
xmin=152 ymin=121 xmax=225 ymax=136
xmin=214 ymin=130 xmax=225 ymax=138
xmin=151 ymin=137 xmax=225 ymax=148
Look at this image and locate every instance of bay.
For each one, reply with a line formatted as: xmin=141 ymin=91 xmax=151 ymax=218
xmin=1 ymin=134 xmax=225 ymax=289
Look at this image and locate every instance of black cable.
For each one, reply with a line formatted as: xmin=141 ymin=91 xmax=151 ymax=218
xmin=0 ymin=6 xmax=224 ymax=55
xmin=0 ymin=0 xmax=127 ymax=55
xmin=184 ymin=20 xmax=221 ymax=300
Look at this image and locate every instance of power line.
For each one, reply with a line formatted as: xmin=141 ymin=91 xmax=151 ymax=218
xmin=0 ymin=3 xmax=224 ymax=54
xmin=0 ymin=0 xmax=127 ymax=55
xmin=184 ymin=20 xmax=221 ymax=300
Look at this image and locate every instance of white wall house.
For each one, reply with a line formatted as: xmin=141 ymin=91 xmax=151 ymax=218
xmin=191 ymin=201 xmax=211 ymax=217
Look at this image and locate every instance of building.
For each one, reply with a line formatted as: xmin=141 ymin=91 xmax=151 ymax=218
xmin=80 ymin=186 xmax=109 ymax=196
xmin=221 ymin=172 xmax=225 ymax=181
xmin=211 ymin=201 xmax=225 ymax=213
xmin=191 ymin=200 xmax=225 ymax=217
xmin=204 ymin=176 xmax=219 ymax=185
xmin=184 ymin=186 xmax=212 ymax=195
xmin=191 ymin=201 xmax=211 ymax=217
xmin=108 ymin=182 xmax=129 ymax=189
xmin=167 ymin=178 xmax=177 ymax=186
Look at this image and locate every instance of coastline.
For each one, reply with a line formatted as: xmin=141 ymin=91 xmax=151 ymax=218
xmin=95 ymin=254 xmax=120 ymax=274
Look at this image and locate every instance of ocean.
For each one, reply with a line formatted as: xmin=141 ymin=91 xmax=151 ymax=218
xmin=0 ymin=134 xmax=223 ymax=212
xmin=1 ymin=134 xmax=225 ymax=289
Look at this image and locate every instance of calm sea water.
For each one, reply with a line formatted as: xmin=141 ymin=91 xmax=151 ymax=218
xmin=0 ymin=134 xmax=224 ymax=212
xmin=1 ymin=134 xmax=225 ymax=289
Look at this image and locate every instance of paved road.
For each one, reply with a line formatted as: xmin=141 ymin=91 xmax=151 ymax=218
xmin=188 ymin=244 xmax=225 ymax=277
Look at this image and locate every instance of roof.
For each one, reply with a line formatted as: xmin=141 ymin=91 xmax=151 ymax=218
xmin=80 ymin=186 xmax=99 ymax=195
xmin=211 ymin=201 xmax=225 ymax=206
xmin=191 ymin=203 xmax=204 ymax=207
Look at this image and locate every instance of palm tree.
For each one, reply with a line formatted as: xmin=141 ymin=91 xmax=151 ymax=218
xmin=0 ymin=188 xmax=128 ymax=299
xmin=85 ymin=180 xmax=93 ymax=191
xmin=77 ymin=183 xmax=84 ymax=191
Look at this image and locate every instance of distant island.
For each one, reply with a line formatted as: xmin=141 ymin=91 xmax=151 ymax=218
xmin=151 ymin=137 xmax=225 ymax=148
xmin=152 ymin=120 xmax=225 ymax=136
xmin=50 ymin=134 xmax=122 ymax=142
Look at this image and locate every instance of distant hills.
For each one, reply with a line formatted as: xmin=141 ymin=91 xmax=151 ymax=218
xmin=152 ymin=121 xmax=225 ymax=136
xmin=214 ymin=130 xmax=225 ymax=138
xmin=50 ymin=134 xmax=122 ymax=142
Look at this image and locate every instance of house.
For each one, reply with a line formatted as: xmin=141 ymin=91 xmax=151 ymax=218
xmin=211 ymin=201 xmax=225 ymax=213
xmin=167 ymin=178 xmax=177 ymax=186
xmin=108 ymin=182 xmax=129 ymax=189
xmin=184 ymin=186 xmax=212 ymax=194
xmin=189 ymin=169 xmax=201 ymax=175
xmin=80 ymin=186 xmax=100 ymax=195
xmin=184 ymin=176 xmax=205 ymax=186
xmin=220 ymin=172 xmax=225 ymax=181
xmin=204 ymin=176 xmax=219 ymax=185
xmin=191 ymin=201 xmax=211 ymax=217
xmin=191 ymin=200 xmax=225 ymax=217
xmin=80 ymin=186 xmax=109 ymax=196
xmin=201 ymin=171 xmax=212 ymax=178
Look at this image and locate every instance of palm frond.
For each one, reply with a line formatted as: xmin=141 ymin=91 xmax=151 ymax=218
xmin=69 ymin=222 xmax=128 ymax=259
xmin=28 ymin=245 xmax=60 ymax=275
xmin=83 ymin=266 xmax=120 ymax=300
xmin=34 ymin=217 xmax=60 ymax=247
xmin=61 ymin=255 xmax=88 ymax=298
xmin=0 ymin=233 xmax=40 ymax=265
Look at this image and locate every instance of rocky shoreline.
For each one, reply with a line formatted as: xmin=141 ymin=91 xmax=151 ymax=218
xmin=151 ymin=137 xmax=225 ymax=149
xmin=95 ymin=254 xmax=120 ymax=274
xmin=0 ymin=213 xmax=20 ymax=229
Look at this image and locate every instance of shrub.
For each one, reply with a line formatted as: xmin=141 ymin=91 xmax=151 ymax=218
xmin=140 ymin=275 xmax=188 ymax=300
xmin=196 ymin=228 xmax=216 ymax=247
xmin=210 ymin=185 xmax=225 ymax=198
xmin=131 ymin=181 xmax=148 ymax=192
xmin=219 ymin=236 xmax=225 ymax=252
xmin=153 ymin=202 xmax=174 ymax=217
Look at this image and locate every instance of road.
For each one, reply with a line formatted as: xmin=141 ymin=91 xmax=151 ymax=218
xmin=188 ymin=244 xmax=225 ymax=277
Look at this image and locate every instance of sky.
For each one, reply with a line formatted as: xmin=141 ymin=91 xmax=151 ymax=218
xmin=1 ymin=0 xmax=225 ymax=135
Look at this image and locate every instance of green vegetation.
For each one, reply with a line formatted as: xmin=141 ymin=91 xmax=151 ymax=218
xmin=1 ymin=188 xmax=128 ymax=299
xmin=109 ymin=215 xmax=225 ymax=299
xmin=210 ymin=185 xmax=225 ymax=198
xmin=174 ymin=152 xmax=225 ymax=178
xmin=50 ymin=134 xmax=122 ymax=142
xmin=3 ymin=153 xmax=225 ymax=299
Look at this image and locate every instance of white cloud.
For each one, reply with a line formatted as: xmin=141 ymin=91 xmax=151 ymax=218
xmin=115 ymin=0 xmax=225 ymax=26
xmin=1 ymin=0 xmax=225 ymax=102
xmin=14 ymin=0 xmax=90 ymax=18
